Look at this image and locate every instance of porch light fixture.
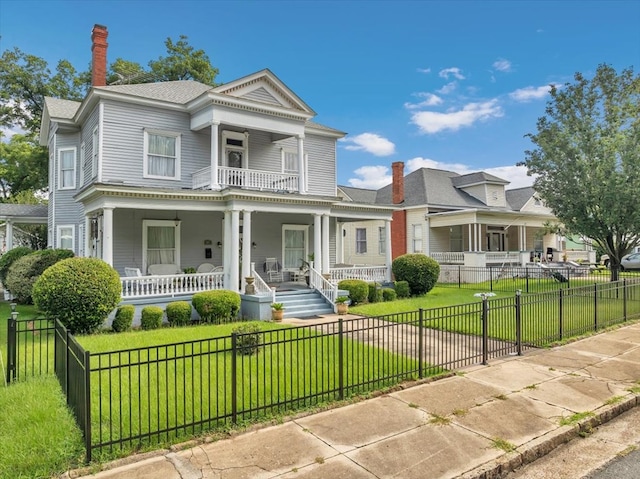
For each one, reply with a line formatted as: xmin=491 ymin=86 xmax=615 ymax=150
xmin=217 ymin=241 xmax=222 ymax=248
xmin=173 ymin=211 xmax=181 ymax=227
xmin=252 ymin=241 xmax=257 ymax=249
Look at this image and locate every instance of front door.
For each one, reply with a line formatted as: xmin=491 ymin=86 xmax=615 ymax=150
xmin=488 ymin=232 xmax=505 ymax=251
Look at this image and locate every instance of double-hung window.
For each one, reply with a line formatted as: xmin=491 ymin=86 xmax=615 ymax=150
xmin=57 ymin=225 xmax=75 ymax=251
xmin=143 ymin=220 xmax=181 ymax=271
xmin=144 ymin=130 xmax=181 ymax=180
xmin=58 ymin=147 xmax=76 ymax=190
xmin=412 ymin=224 xmax=423 ymax=253
xmin=378 ymin=226 xmax=386 ymax=255
xmin=92 ymin=126 xmax=99 ymax=178
xmin=356 ymin=228 xmax=367 ymax=254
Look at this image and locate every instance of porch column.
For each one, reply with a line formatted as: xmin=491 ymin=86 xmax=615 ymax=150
xmin=385 ymin=219 xmax=392 ymax=282
xmin=102 ymin=207 xmax=114 ymax=265
xmin=5 ymin=220 xmax=13 ymax=251
xmin=223 ymin=211 xmax=232 ymax=288
xmin=314 ymin=213 xmax=321 ymax=271
xmin=297 ymin=135 xmax=305 ymax=194
xmin=523 ymin=226 xmax=527 ymax=251
xmin=241 ymin=210 xmax=252 ymax=288
xmin=210 ymin=122 xmax=220 ymax=190
xmin=322 ymin=214 xmax=330 ymax=274
xmin=425 ymin=218 xmax=430 ymax=255
xmin=230 ymin=210 xmax=240 ymax=293
xmin=475 ymin=223 xmax=481 ymax=252
xmin=84 ymin=215 xmax=92 ymax=257
xmin=468 ymin=224 xmax=472 ymax=251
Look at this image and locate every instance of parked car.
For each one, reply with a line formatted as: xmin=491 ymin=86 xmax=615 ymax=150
xmin=600 ymin=254 xmax=610 ymax=268
xmin=621 ymin=253 xmax=640 ymax=271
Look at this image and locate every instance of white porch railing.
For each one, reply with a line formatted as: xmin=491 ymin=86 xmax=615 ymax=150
xmin=121 ymin=272 xmax=224 ymax=299
xmin=192 ymin=166 xmax=299 ymax=192
xmin=251 ymin=262 xmax=276 ymax=303
xmin=485 ymin=252 xmax=521 ymax=265
xmin=329 ymin=265 xmax=387 ymax=284
xmin=430 ymin=252 xmax=464 ymax=264
xmin=309 ymin=266 xmax=338 ymax=308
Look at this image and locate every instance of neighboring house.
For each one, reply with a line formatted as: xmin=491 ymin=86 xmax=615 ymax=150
xmin=338 ymin=162 xmax=589 ymax=267
xmin=0 ymin=204 xmax=48 ymax=253
xmin=39 ymin=25 xmax=394 ymax=310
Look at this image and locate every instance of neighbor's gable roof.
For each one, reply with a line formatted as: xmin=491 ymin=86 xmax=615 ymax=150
xmin=338 ymin=186 xmax=379 ymax=204
xmin=450 ymin=171 xmax=510 ymax=187
xmin=95 ymin=80 xmax=214 ymax=104
xmin=0 ymin=204 xmax=48 ymax=220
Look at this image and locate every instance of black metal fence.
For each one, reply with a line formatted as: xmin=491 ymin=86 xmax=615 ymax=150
xmin=437 ymin=264 xmax=640 ymax=293
xmin=5 ymin=313 xmax=55 ymax=383
xmin=5 ymin=277 xmax=640 ymax=462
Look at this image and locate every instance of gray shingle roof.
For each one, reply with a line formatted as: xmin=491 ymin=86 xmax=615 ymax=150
xmin=338 ymin=186 xmax=379 ymax=203
xmin=95 ymin=80 xmax=213 ymax=104
xmin=44 ymin=97 xmax=81 ymax=119
xmin=306 ymin=120 xmax=346 ymax=136
xmin=450 ymin=171 xmax=509 ymax=187
xmin=505 ymin=186 xmax=535 ymax=211
xmin=0 ymin=204 xmax=48 ymax=218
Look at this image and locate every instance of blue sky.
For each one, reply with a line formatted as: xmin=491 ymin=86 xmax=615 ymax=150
xmin=1 ymin=0 xmax=639 ymax=190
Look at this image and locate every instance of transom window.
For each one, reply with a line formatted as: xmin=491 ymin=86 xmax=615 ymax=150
xmin=144 ymin=130 xmax=181 ymax=180
xmin=356 ymin=228 xmax=367 ymax=254
xmin=58 ymin=147 xmax=76 ymax=190
xmin=222 ymin=130 xmax=248 ymax=169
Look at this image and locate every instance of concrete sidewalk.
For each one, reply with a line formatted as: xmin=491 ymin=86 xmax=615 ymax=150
xmin=67 ymin=321 xmax=640 ymax=479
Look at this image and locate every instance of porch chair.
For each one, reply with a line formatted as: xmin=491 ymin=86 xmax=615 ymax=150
xmin=196 ymin=263 xmax=216 ymax=273
xmin=265 ymin=257 xmax=284 ymax=283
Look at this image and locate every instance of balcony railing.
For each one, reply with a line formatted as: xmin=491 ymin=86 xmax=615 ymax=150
xmin=192 ymin=166 xmax=299 ymax=192
xmin=121 ymin=272 xmax=224 ymax=299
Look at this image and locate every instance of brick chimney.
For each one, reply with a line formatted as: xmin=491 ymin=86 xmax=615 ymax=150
xmin=390 ymin=161 xmax=407 ymax=259
xmin=91 ymin=24 xmax=108 ymax=87
xmin=392 ymin=161 xmax=405 ymax=205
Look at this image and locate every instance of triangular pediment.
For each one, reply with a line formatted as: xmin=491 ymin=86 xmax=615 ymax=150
xmin=213 ymin=69 xmax=315 ymax=115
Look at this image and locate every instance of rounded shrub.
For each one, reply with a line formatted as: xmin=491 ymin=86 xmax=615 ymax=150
xmin=392 ymin=254 xmax=440 ymax=296
xmin=394 ymin=280 xmax=410 ymax=299
xmin=382 ymin=288 xmax=397 ymax=302
xmin=192 ymin=290 xmax=241 ymax=324
xmin=32 ymin=257 xmax=122 ymax=335
xmin=6 ymin=249 xmax=75 ymax=304
xmin=337 ymin=279 xmax=368 ymax=305
xmin=141 ymin=306 xmax=163 ymax=330
xmin=166 ymin=301 xmax=192 ymax=326
xmin=367 ymin=282 xmax=383 ymax=303
xmin=0 ymin=246 xmax=33 ymax=286
xmin=112 ymin=304 xmax=135 ymax=332
xmin=232 ymin=323 xmax=261 ymax=355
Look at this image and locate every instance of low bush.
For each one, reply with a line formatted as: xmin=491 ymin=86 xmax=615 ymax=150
xmin=337 ymin=279 xmax=368 ymax=305
xmin=0 ymin=246 xmax=32 ymax=286
xmin=5 ymin=249 xmax=75 ymax=304
xmin=112 ymin=305 xmax=135 ymax=332
xmin=166 ymin=301 xmax=192 ymax=326
xmin=32 ymin=257 xmax=121 ymax=335
xmin=394 ymin=281 xmax=410 ymax=298
xmin=192 ymin=290 xmax=241 ymax=324
xmin=392 ymin=254 xmax=440 ymax=296
xmin=232 ymin=323 xmax=261 ymax=355
xmin=368 ymin=282 xmax=383 ymax=303
xmin=382 ymin=288 xmax=397 ymax=302
xmin=141 ymin=306 xmax=163 ymax=330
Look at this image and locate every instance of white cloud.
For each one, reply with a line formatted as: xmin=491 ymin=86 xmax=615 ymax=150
xmin=436 ymin=81 xmax=457 ymax=95
xmin=492 ymin=58 xmax=512 ymax=72
xmin=404 ymin=92 xmax=443 ymax=110
xmin=439 ymin=67 xmax=465 ymax=80
xmin=509 ymin=84 xmax=555 ymax=102
xmin=417 ymin=67 xmax=431 ymax=74
xmin=410 ymin=99 xmax=504 ymax=134
xmin=0 ymin=125 xmax=25 ymax=141
xmin=347 ymin=160 xmax=535 ymax=190
xmin=340 ymin=133 xmax=396 ymax=157
xmin=347 ymin=165 xmax=392 ymax=189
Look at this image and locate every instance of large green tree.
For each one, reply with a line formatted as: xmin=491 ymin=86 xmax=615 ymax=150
xmin=521 ymin=64 xmax=640 ymax=280
xmin=0 ymin=35 xmax=218 ymax=196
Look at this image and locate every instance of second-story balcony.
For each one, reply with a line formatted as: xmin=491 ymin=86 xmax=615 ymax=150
xmin=192 ymin=166 xmax=300 ymax=193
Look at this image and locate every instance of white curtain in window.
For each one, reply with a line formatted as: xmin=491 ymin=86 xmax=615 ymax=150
xmin=60 ymin=227 xmax=73 ymax=249
xmin=284 ymin=229 xmax=305 ymax=269
xmin=61 ymin=150 xmax=75 ymax=187
xmin=356 ymin=228 xmax=367 ymax=254
xmin=147 ymin=225 xmax=176 ymax=265
xmin=148 ymin=134 xmax=176 ymax=177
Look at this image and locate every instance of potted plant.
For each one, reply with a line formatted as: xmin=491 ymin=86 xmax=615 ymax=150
xmin=271 ymin=302 xmax=285 ymax=322
xmin=335 ymin=296 xmax=349 ymax=315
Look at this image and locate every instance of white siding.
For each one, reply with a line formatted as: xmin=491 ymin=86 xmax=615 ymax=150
xmin=52 ymin=132 xmax=83 ymax=253
xmin=341 ymin=220 xmax=386 ymax=266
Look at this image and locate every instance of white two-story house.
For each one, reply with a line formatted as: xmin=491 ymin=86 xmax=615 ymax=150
xmin=39 ymin=25 xmax=394 ymax=314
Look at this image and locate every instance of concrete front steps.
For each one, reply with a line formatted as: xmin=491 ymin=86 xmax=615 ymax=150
xmin=275 ymin=289 xmax=334 ymax=318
